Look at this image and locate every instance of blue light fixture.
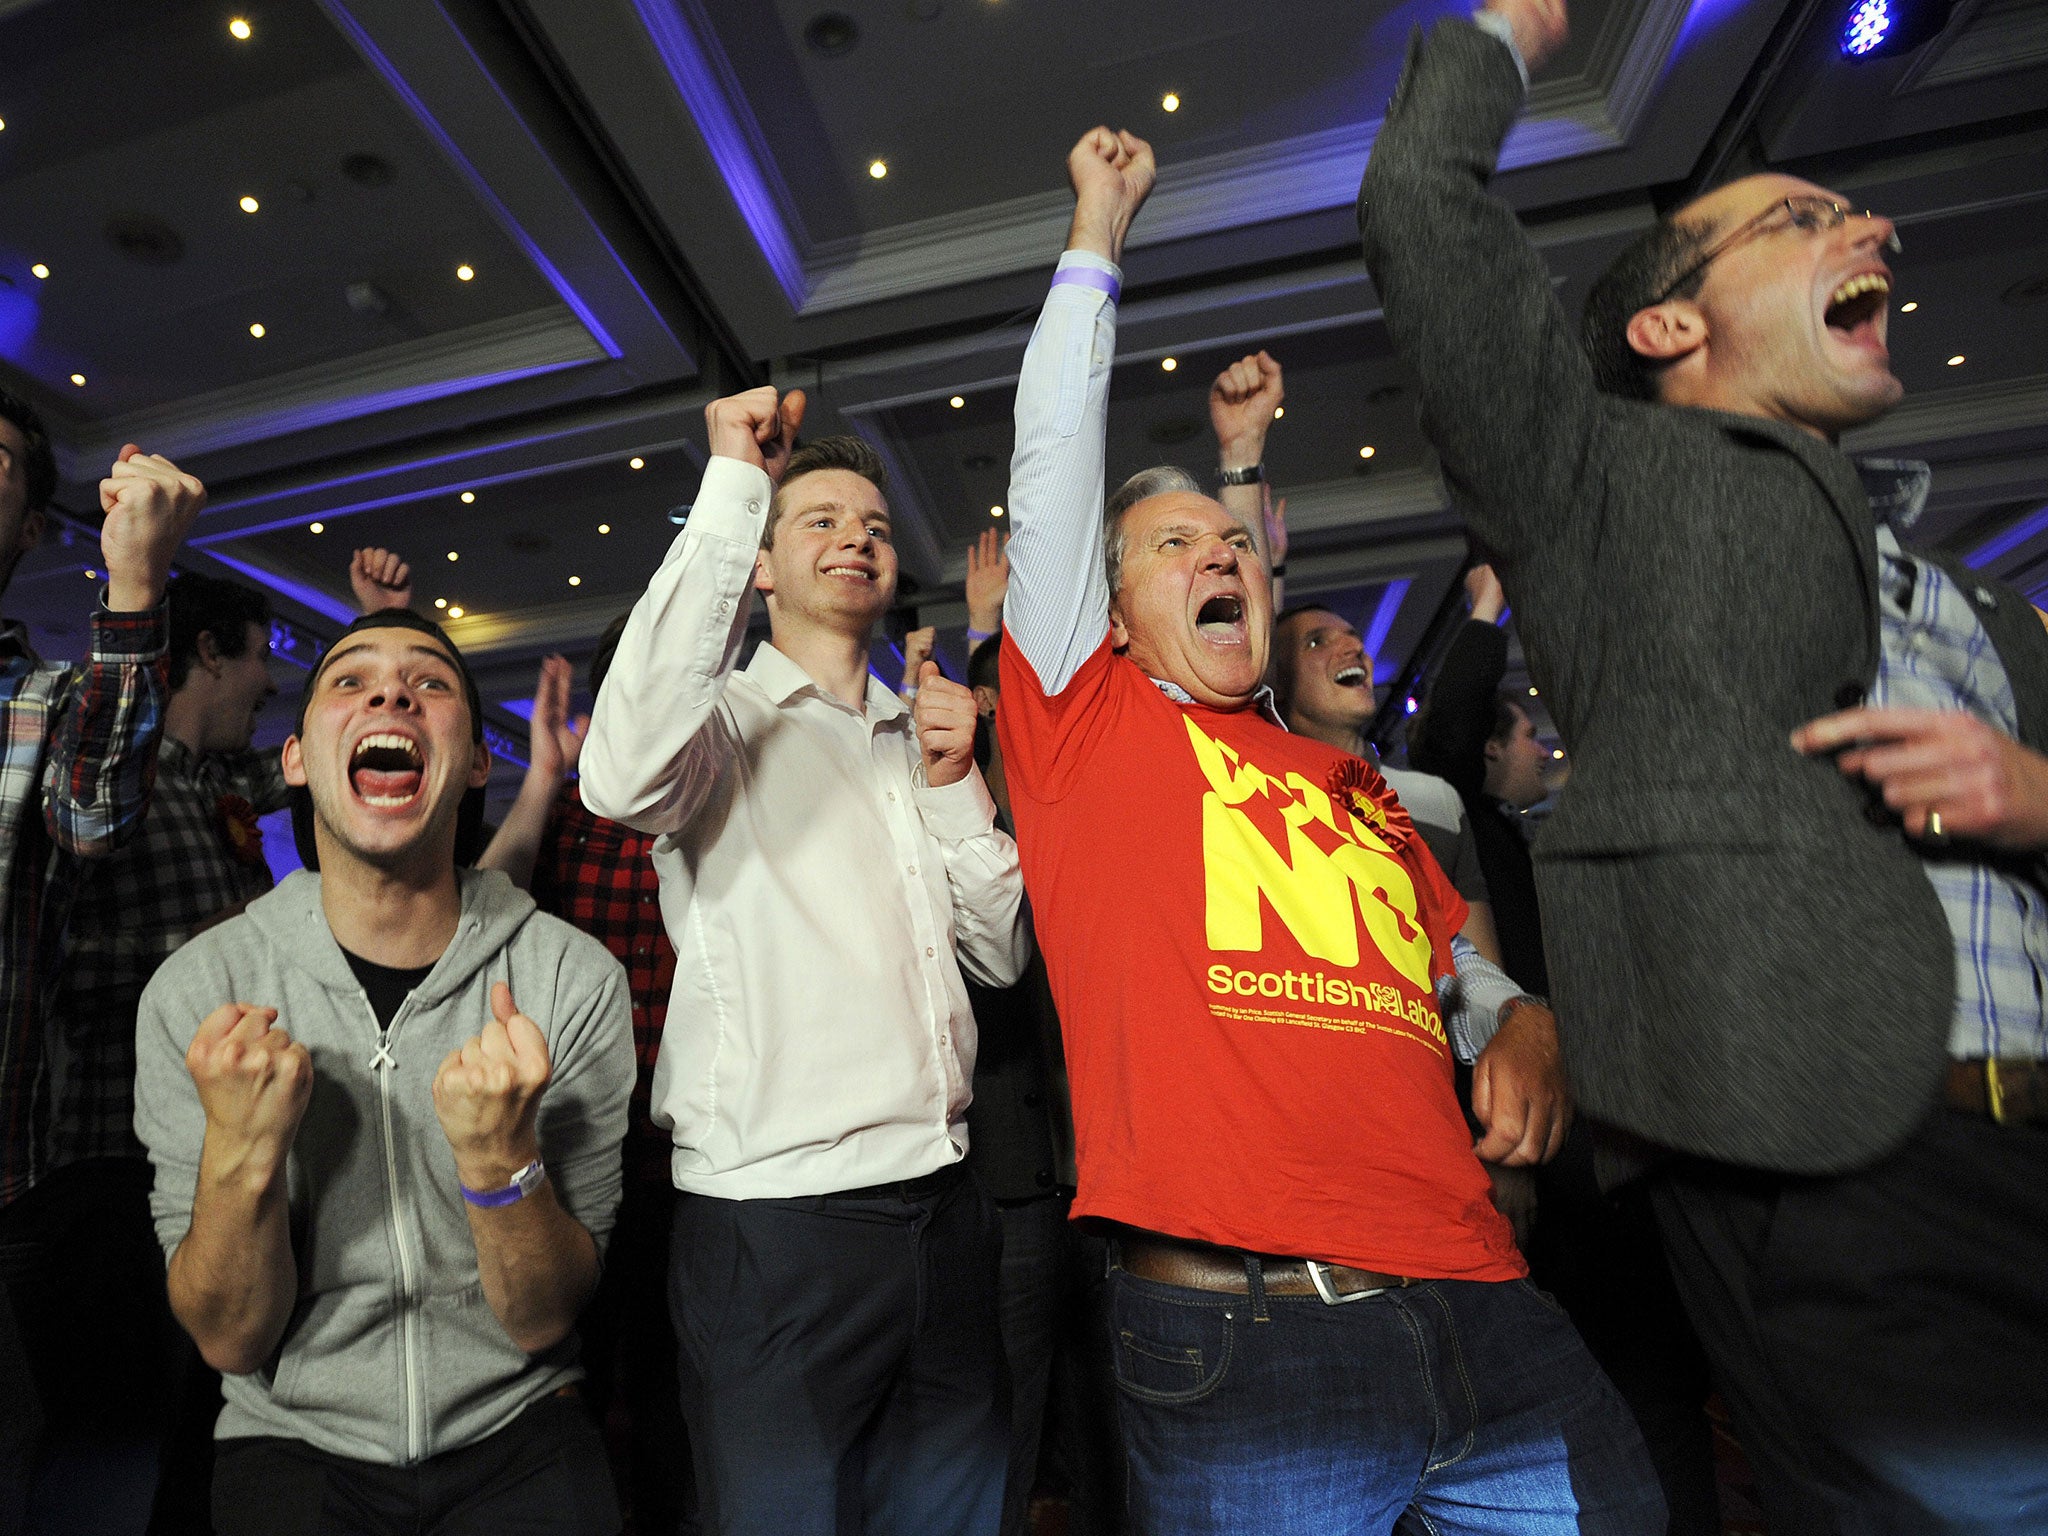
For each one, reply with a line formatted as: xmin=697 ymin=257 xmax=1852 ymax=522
xmin=1839 ymin=0 xmax=1954 ymax=58
xmin=1841 ymin=0 xmax=1892 ymax=55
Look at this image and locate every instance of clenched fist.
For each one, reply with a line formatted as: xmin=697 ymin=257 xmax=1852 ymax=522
xmin=432 ymin=982 xmax=552 ymax=1191
xmin=1066 ymin=127 xmax=1156 ymax=266
xmin=1209 ymin=352 xmax=1285 ymax=470
xmin=351 ymin=547 xmax=414 ymax=614
xmin=100 ymin=443 xmax=206 ymax=614
xmin=185 ymin=1003 xmax=312 ymax=1185
xmin=913 ymin=661 xmax=979 ymax=789
xmin=705 ymin=387 xmax=807 ymax=487
xmin=1484 ymin=0 xmax=1568 ymax=75
xmin=898 ymin=626 xmax=937 ymax=698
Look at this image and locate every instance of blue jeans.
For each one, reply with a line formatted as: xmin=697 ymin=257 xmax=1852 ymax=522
xmin=1108 ymin=1265 xmax=1664 ymax=1536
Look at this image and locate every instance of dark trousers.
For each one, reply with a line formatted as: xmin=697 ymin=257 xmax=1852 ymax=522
xmin=668 ymin=1169 xmax=1008 ymax=1536
xmin=1651 ymin=1106 xmax=2048 ymax=1535
xmin=992 ymin=1195 xmax=1066 ymax=1536
xmin=1109 ymin=1265 xmax=1665 ymax=1536
xmin=578 ymin=1171 xmax=696 ymax=1534
xmin=0 ymin=1158 xmax=209 ymax=1536
xmin=210 ymin=1391 xmax=618 ymax=1536
xmin=1528 ymin=1131 xmax=1719 ymax=1536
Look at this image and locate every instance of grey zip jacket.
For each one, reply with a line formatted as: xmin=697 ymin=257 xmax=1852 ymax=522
xmin=134 ymin=867 xmax=635 ymax=1466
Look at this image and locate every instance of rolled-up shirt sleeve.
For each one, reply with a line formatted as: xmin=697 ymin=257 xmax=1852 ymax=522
xmin=1439 ymin=934 xmax=1530 ymax=1062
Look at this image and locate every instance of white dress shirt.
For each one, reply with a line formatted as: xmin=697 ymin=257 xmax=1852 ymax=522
xmin=581 ymin=455 xmax=1030 ymax=1199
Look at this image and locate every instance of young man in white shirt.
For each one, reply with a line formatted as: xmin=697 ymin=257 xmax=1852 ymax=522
xmin=581 ymin=390 xmax=1030 ymax=1536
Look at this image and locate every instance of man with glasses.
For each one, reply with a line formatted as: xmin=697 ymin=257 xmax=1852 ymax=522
xmin=1361 ymin=0 xmax=2048 ymax=1531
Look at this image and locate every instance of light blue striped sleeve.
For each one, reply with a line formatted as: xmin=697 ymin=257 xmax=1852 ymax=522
xmin=1003 ymin=249 xmax=1123 ymax=697
xmin=1439 ymin=933 xmax=1530 ymax=1062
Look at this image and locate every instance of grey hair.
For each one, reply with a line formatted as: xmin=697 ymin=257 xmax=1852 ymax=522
xmin=1103 ymin=465 xmax=1204 ymax=596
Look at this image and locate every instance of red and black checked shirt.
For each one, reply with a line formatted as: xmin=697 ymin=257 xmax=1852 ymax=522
xmin=529 ymin=782 xmax=675 ymax=1186
xmin=0 ymin=608 xmax=168 ymax=1210
xmin=50 ymin=737 xmax=288 ymax=1169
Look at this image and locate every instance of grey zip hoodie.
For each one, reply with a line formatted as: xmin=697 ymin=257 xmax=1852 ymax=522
xmin=134 ymin=866 xmax=634 ymax=1466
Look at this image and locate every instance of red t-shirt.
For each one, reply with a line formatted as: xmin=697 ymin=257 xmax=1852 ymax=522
xmin=999 ymin=635 xmax=1523 ymax=1280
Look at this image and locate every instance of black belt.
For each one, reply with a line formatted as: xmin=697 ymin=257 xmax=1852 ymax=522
xmin=820 ymin=1160 xmax=965 ymax=1202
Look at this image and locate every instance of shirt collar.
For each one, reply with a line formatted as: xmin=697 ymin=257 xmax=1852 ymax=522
xmin=1856 ymin=457 xmax=1933 ymax=536
xmin=746 ymin=640 xmax=907 ymax=722
xmin=1148 ymin=675 xmax=1287 ymax=729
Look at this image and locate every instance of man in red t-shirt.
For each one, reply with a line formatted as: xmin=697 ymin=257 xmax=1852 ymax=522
xmin=998 ymin=127 xmax=1662 ymax=1536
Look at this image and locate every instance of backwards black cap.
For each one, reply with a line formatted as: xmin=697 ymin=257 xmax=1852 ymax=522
xmin=288 ymin=609 xmax=488 ymax=871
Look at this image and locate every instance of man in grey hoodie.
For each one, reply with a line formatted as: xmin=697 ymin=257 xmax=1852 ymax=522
xmin=133 ymin=609 xmax=636 ymax=1536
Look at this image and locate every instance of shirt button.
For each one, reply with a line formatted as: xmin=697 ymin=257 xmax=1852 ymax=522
xmin=1834 ymin=681 xmax=1865 ymax=708
xmin=907 ymin=865 xmax=918 ymax=877
xmin=745 ymin=500 xmax=761 ymax=515
xmin=888 ymin=792 xmax=897 ymax=802
xmin=926 ymin=947 xmax=935 ymax=958
xmin=716 ymin=600 xmax=730 ymax=616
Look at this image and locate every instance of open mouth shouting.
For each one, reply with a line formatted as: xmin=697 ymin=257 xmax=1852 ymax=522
xmin=1823 ymin=269 xmax=1890 ymax=357
xmin=1196 ymin=592 xmax=1248 ymax=647
xmin=350 ymin=730 xmax=425 ymax=809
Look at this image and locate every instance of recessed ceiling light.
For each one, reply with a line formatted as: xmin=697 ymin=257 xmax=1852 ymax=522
xmin=1899 ymin=301 xmax=1918 ymax=313
xmin=1553 ymin=748 xmax=1565 ymax=759
xmin=446 ymin=605 xmax=464 ymax=618
xmin=949 ymin=396 xmax=965 ymax=409
xmin=456 ymin=264 xmax=474 ymax=282
xmin=0 ymin=117 xmax=7 ymax=132
xmin=447 ymin=550 xmax=459 ymax=561
xmin=239 ymin=195 xmax=259 ymax=214
xmin=84 ymin=568 xmax=97 ymax=580
xmin=69 ymin=374 xmax=84 ymax=387
xmin=229 ymin=17 xmax=251 ymax=40
xmin=460 ymin=491 xmax=475 ymax=504
xmin=1528 ymin=686 xmax=1538 ymax=696
xmin=1161 ymin=357 xmax=1177 ymax=372
xmin=597 ymin=522 xmax=611 ymax=534
xmin=309 ymin=522 xmax=324 ymax=533
xmin=434 ymin=597 xmax=447 ymax=609
xmin=1359 ymin=445 xmax=1376 ymax=458
xmin=1272 ymin=407 xmax=1284 ymax=419
xmin=1161 ymin=92 xmax=1180 ymax=112
xmin=869 ymin=159 xmax=889 ymax=180
xmin=628 ymin=457 xmax=645 ymax=470
xmin=248 ymin=322 xmax=265 ymax=338
xmin=991 ymin=505 xmax=1004 ymax=517
xmin=31 ymin=264 xmax=48 ymax=280
xmin=1947 ymin=354 xmax=1966 ymax=366
xmin=569 ymin=575 xmax=582 ymax=586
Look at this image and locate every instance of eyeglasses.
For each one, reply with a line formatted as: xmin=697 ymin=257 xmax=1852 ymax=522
xmin=1654 ymin=196 xmax=1901 ymax=305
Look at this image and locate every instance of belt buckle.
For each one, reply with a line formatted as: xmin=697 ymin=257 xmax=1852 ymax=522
xmin=1306 ymin=1259 xmax=1387 ymax=1306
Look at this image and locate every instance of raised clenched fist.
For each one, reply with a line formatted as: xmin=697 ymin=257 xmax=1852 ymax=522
xmin=1209 ymin=352 xmax=1285 ymax=469
xmin=1065 ymin=127 xmax=1156 ymax=266
xmin=185 ymin=1002 xmax=312 ymax=1178
xmin=100 ymin=444 xmax=206 ymax=613
xmin=351 ymin=547 xmax=414 ymax=614
xmin=705 ymin=387 xmax=807 ymax=487
xmin=913 ymin=662 xmax=979 ymax=789
xmin=432 ymin=982 xmax=552 ymax=1192
xmin=1483 ymin=0 xmax=1568 ymax=75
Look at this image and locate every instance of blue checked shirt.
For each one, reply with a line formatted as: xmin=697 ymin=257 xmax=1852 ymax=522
xmin=1864 ymin=460 xmax=2048 ymax=1062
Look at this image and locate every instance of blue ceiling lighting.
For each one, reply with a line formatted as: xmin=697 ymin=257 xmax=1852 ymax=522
xmin=1841 ymin=0 xmax=1893 ymax=56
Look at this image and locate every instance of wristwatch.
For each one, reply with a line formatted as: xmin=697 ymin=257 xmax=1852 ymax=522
xmin=1218 ymin=463 xmax=1264 ymax=487
xmin=460 ymin=1157 xmax=547 ymax=1208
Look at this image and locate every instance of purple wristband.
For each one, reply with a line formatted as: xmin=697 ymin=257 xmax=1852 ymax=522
xmin=1051 ymin=266 xmax=1121 ymax=303
xmin=461 ymin=1158 xmax=546 ymax=1208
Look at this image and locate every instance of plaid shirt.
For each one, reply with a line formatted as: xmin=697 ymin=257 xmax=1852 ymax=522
xmin=1866 ymin=460 xmax=2048 ymax=1062
xmin=0 ymin=607 xmax=168 ymax=1209
xmin=49 ymin=737 xmax=287 ymax=1168
xmin=529 ymin=781 xmax=676 ymax=1184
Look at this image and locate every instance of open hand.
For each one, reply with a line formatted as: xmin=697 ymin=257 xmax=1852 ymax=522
xmin=1471 ymin=999 xmax=1571 ymax=1166
xmin=185 ymin=1003 xmax=311 ymax=1180
xmin=100 ymin=444 xmax=206 ymax=613
xmin=526 ymin=654 xmax=588 ymax=784
xmin=913 ymin=661 xmax=978 ymax=788
xmin=350 ymin=547 xmax=413 ymax=614
xmin=965 ymin=529 xmax=1009 ymax=636
xmin=432 ymin=982 xmax=551 ymax=1191
xmin=1793 ymin=705 xmax=2048 ymax=849
xmin=705 ymin=387 xmax=807 ymax=486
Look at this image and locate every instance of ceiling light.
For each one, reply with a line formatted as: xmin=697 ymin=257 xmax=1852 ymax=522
xmin=628 ymin=457 xmax=645 ymax=470
xmin=1359 ymin=445 xmax=1376 ymax=458
xmin=31 ymin=264 xmax=48 ymax=280
xmin=1272 ymin=407 xmax=1284 ymax=419
xmin=949 ymin=396 xmax=965 ymax=409
xmin=1553 ymin=748 xmax=1565 ymax=759
xmin=85 ymin=568 xmax=97 ymax=580
xmin=434 ymin=597 xmax=447 ymax=609
xmin=597 ymin=522 xmax=611 ymax=534
xmin=569 ymin=576 xmax=582 ymax=586
xmin=239 ymin=195 xmax=259 ymax=214
xmin=446 ymin=550 xmax=459 ymax=561
xmin=69 ymin=374 xmax=84 ymax=387
xmin=0 ymin=118 xmax=7 ymax=132
xmin=1161 ymin=357 xmax=1177 ymax=372
xmin=1839 ymin=0 xmax=1957 ymax=58
xmin=460 ymin=491 xmax=475 ymax=504
xmin=456 ymin=264 xmax=474 ymax=282
xmin=248 ymin=322 xmax=265 ymax=338
xmin=991 ymin=505 xmax=1004 ymax=517
xmin=446 ymin=605 xmax=464 ymax=618
xmin=1948 ymin=354 xmax=1966 ymax=366
xmin=1161 ymin=92 xmax=1180 ymax=112
xmin=309 ymin=522 xmax=325 ymax=533
xmin=868 ymin=159 xmax=888 ymax=180
xmin=229 ymin=17 xmax=252 ymax=41
xmin=1899 ymin=301 xmax=1918 ymax=313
